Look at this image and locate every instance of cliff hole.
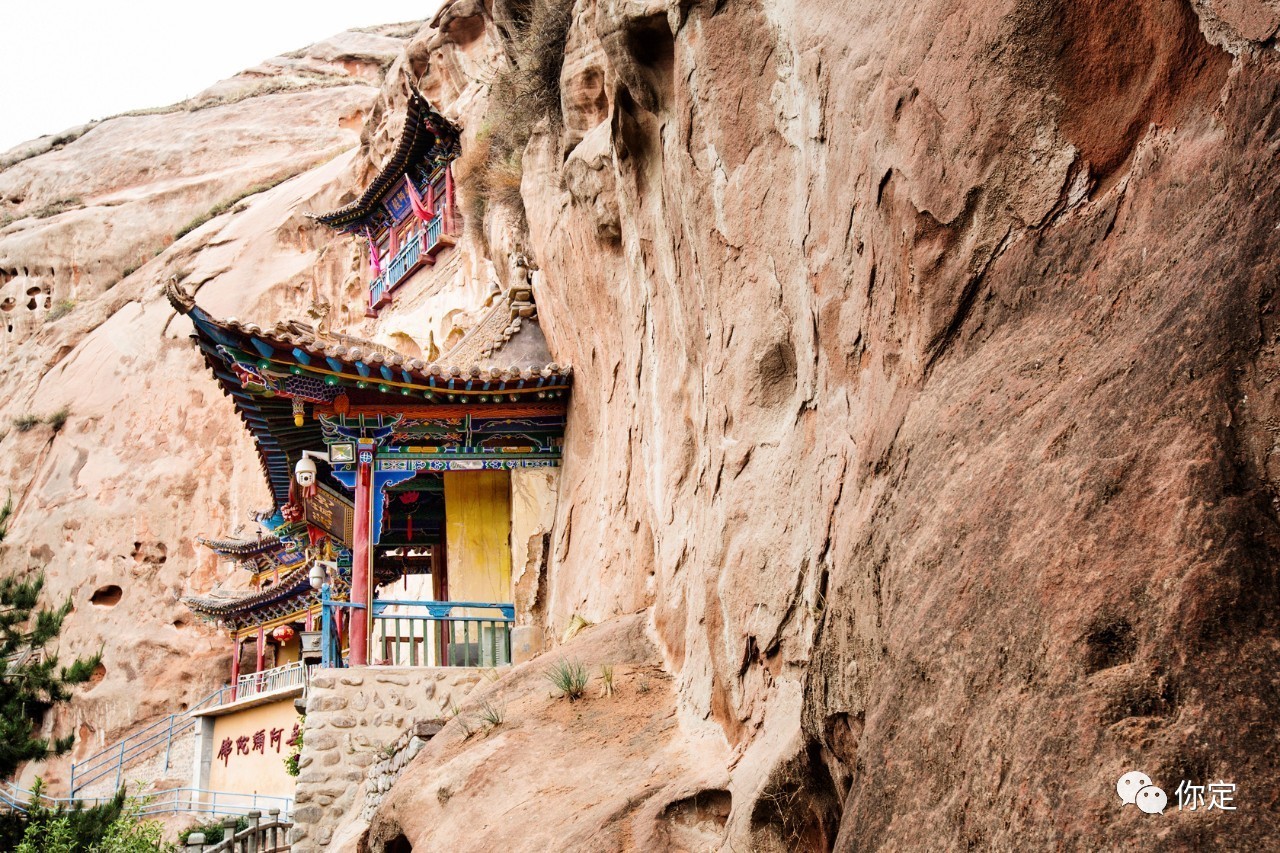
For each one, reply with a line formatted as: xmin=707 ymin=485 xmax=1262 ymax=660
xmin=1083 ymin=618 xmax=1135 ymax=673
xmin=625 ymin=13 xmax=675 ymax=112
xmin=384 ymin=833 xmax=413 ymax=853
xmin=659 ymin=789 xmax=732 ymax=848
xmin=90 ymin=584 xmax=123 ymax=606
xmin=131 ymin=540 xmax=168 ymax=565
xmin=88 ymin=662 xmax=107 ymax=686
xmin=752 ymin=338 xmax=799 ymax=408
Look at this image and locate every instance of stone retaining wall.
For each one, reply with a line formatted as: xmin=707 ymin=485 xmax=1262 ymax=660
xmin=289 ymin=667 xmax=483 ymax=852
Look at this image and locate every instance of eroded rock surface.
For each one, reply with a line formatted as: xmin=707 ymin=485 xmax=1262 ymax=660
xmin=4 ymin=0 xmax=1280 ymax=850
xmin=370 ymin=0 xmax=1280 ymax=849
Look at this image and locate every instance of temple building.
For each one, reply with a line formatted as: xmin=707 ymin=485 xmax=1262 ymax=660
xmin=167 ymin=273 xmax=569 ymax=673
xmin=162 ymin=252 xmax=568 ymax=804
xmin=101 ymin=90 xmax=574 ymax=815
xmin=308 ymin=90 xmax=463 ymax=315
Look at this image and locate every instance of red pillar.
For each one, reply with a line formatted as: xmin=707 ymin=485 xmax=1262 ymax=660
xmin=445 ymin=165 xmax=456 ymax=235
xmin=350 ymin=457 xmax=373 ymax=666
xmin=256 ymin=627 xmax=265 ymax=673
xmin=230 ymin=637 xmax=240 ymax=701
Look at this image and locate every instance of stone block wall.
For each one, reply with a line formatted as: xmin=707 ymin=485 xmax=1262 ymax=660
xmin=289 ymin=667 xmax=483 ymax=853
xmin=358 ymin=720 xmax=443 ymax=823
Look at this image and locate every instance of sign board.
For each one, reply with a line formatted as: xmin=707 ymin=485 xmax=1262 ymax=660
xmin=383 ymin=183 xmax=412 ymax=221
xmin=305 ymin=485 xmax=354 ymax=547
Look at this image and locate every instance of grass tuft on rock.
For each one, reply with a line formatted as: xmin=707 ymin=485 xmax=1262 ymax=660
xmin=11 ymin=415 xmax=40 ymax=433
xmin=544 ymin=658 xmax=589 ymax=701
xmin=599 ymin=664 xmax=615 ymax=698
xmin=478 ymin=699 xmax=506 ymax=728
xmin=45 ymin=300 xmax=75 ymax=322
xmin=45 ymin=407 xmax=70 ymax=433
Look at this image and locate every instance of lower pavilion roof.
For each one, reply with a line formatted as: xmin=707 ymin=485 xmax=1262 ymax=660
xmin=183 ymin=565 xmax=311 ymax=618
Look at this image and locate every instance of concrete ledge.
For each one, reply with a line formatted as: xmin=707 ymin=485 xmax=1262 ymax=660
xmin=192 ymin=685 xmax=304 ymax=717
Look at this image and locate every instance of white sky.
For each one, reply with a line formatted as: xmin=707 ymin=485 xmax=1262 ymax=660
xmin=0 ymin=1 xmax=442 ymax=152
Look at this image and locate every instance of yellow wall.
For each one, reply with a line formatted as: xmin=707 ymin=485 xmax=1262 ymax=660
xmin=444 ymin=470 xmax=512 ymax=604
xmin=206 ymin=699 xmax=299 ymax=799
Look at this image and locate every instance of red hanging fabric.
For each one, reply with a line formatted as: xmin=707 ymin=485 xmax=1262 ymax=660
xmin=365 ymin=227 xmax=381 ymax=275
xmin=405 ymin=175 xmax=433 ymax=223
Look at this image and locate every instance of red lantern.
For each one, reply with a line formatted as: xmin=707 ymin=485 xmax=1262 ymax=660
xmin=271 ymin=625 xmax=296 ymax=644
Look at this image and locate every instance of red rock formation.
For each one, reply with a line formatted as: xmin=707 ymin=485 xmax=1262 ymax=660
xmin=5 ymin=0 xmax=1280 ymax=849
xmin=368 ymin=0 xmax=1280 ymax=848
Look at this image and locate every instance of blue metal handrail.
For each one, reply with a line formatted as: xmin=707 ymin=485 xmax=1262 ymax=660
xmin=320 ymin=584 xmax=364 ymax=668
xmin=0 ymin=783 xmax=293 ymax=819
xmin=368 ymin=229 xmax=428 ymax=310
xmin=320 ymin=587 xmax=515 ymax=668
xmin=424 ymin=213 xmax=443 ymax=252
xmin=372 ymin=599 xmax=515 ymax=619
xmin=70 ymin=686 xmax=226 ymax=797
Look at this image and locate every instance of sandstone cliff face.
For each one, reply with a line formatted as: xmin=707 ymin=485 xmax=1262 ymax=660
xmin=365 ymin=0 xmax=1279 ymax=849
xmin=5 ymin=1 xmax=1280 ymax=850
xmin=0 ymin=26 xmax=416 ymax=789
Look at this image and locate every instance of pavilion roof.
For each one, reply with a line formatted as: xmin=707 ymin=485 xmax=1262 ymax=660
xmin=167 ymin=280 xmax=571 ymax=510
xmin=196 ymin=532 xmax=283 ymax=557
xmin=182 ymin=566 xmax=312 ymax=618
xmin=307 ymin=90 xmax=460 ymax=231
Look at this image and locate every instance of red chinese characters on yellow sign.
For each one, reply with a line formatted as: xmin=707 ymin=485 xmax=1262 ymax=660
xmin=217 ymin=726 xmax=289 ymax=766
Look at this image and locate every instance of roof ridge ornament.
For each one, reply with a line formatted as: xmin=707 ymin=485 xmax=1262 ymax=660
xmin=166 ymin=276 xmax=196 ymax=314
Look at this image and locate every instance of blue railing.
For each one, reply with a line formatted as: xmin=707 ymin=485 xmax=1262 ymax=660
xmin=70 ymin=687 xmax=226 ymax=798
xmin=368 ymin=230 xmax=426 ymax=310
xmin=319 ymin=585 xmax=363 ymax=668
xmin=373 ymin=599 xmax=514 ymax=667
xmin=320 ymin=588 xmax=513 ymax=668
xmin=0 ymin=783 xmax=293 ymax=819
xmin=424 ymin=213 xmax=443 ymax=253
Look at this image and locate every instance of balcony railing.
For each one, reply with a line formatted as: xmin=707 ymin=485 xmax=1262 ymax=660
xmin=232 ymin=660 xmax=313 ymax=702
xmin=373 ymin=600 xmax=514 ymax=667
xmin=369 ymin=230 xmax=427 ymax=311
xmin=2 ymin=782 xmax=293 ymax=821
xmin=424 ymin=212 xmax=444 ymax=254
xmin=320 ymin=591 xmax=514 ymax=668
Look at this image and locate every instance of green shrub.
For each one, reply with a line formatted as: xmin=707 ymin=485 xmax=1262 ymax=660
xmin=46 ymin=407 xmax=71 ymax=433
xmin=28 ymin=198 xmax=83 ymax=220
xmin=283 ymin=715 xmax=304 ymax=777
xmin=478 ymin=699 xmax=505 ymax=727
xmin=0 ymin=491 xmax=11 ymax=543
xmin=46 ymin=300 xmax=75 ymax=321
xmin=0 ymin=780 xmax=126 ymax=853
xmin=177 ymin=815 xmax=247 ymax=844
